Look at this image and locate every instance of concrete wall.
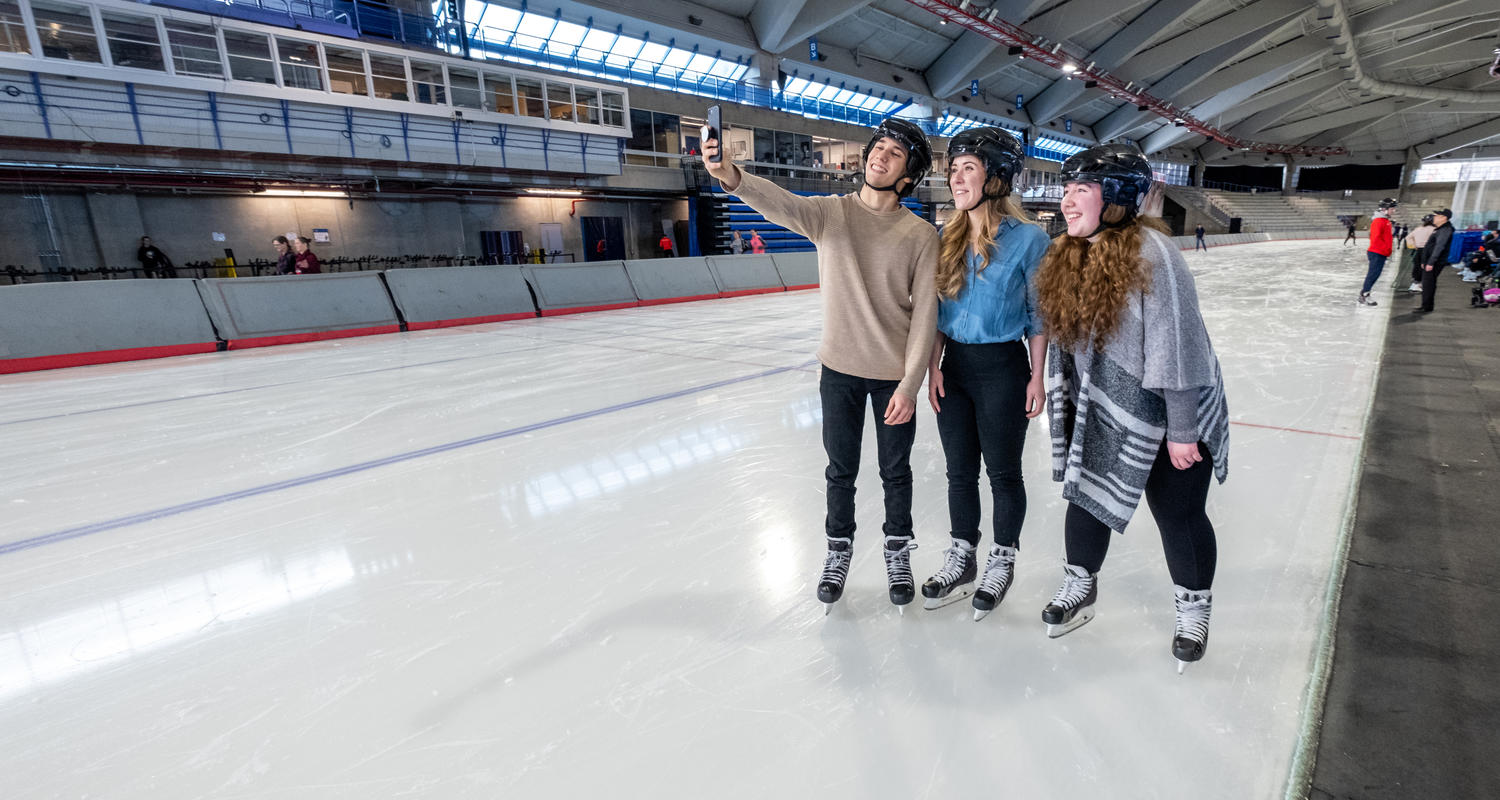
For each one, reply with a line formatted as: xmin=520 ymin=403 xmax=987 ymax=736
xmin=0 ymin=191 xmax=694 ymax=270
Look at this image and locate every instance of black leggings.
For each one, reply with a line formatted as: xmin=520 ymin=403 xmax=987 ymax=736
xmin=1064 ymin=441 xmax=1217 ymax=590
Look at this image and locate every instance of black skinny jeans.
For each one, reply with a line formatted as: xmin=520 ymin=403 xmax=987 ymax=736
xmin=1064 ymin=441 xmax=1217 ymax=590
xmin=935 ymin=340 xmax=1031 ymax=548
xmin=819 ymin=365 xmax=916 ymax=541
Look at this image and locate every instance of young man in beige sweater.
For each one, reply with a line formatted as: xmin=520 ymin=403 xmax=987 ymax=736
xmin=701 ymin=117 xmax=940 ymax=613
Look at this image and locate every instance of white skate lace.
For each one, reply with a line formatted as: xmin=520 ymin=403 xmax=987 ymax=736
xmin=1174 ymin=590 xmax=1212 ymax=644
xmin=930 ymin=542 xmax=973 ymax=587
xmin=884 ymin=538 xmax=917 ymax=587
xmin=977 ymin=545 xmax=1016 ymax=597
xmin=821 ymin=540 xmax=852 ymax=586
xmin=1049 ymin=566 xmax=1094 ymax=609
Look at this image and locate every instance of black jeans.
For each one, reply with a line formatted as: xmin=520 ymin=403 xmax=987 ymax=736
xmin=1419 ymin=263 xmax=1446 ymax=311
xmin=819 ymin=365 xmax=916 ymax=541
xmin=1063 ymin=441 xmax=1217 ymax=590
xmin=935 ymin=340 xmax=1031 ymax=548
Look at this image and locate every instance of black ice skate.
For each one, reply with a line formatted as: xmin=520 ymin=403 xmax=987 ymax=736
xmin=883 ymin=536 xmax=918 ymax=614
xmin=971 ymin=544 xmax=1017 ymax=621
xmin=1172 ymin=586 xmax=1213 ymax=674
xmin=817 ymin=537 xmax=853 ymax=614
xmin=1041 ymin=564 xmax=1097 ymax=638
xmin=921 ymin=538 xmax=976 ymax=610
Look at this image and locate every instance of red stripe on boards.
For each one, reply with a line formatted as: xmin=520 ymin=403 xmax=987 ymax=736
xmin=0 ymin=342 xmax=219 ymax=374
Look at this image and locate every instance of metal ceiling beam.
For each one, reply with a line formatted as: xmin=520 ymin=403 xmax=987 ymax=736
xmin=749 ymin=0 xmax=874 ymax=55
xmin=1414 ymin=115 xmax=1500 ymax=159
xmin=1118 ymin=0 xmax=1308 ymax=84
xmin=927 ymin=30 xmax=1001 ymax=98
xmin=1256 ymin=98 xmax=1410 ymax=143
xmin=1092 ymin=22 xmax=1294 ymax=141
xmin=1175 ymin=37 xmax=1326 ymax=108
xmin=902 ymin=0 xmax=1347 ymax=154
xmin=1353 ymin=0 xmax=1492 ymax=37
xmin=1022 ymin=0 xmax=1153 ymax=45
xmin=1026 ymin=0 xmax=1209 ymax=126
xmin=1365 ymin=30 xmax=1500 ymax=73
xmin=1140 ymin=54 xmax=1319 ymax=152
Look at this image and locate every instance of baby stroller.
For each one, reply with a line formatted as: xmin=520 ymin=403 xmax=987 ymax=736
xmin=1470 ymin=262 xmax=1500 ymax=308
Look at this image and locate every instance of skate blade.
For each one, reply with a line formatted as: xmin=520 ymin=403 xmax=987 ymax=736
xmin=1177 ymin=659 xmax=1187 ymax=675
xmin=922 ymin=585 xmax=975 ymax=610
xmin=1045 ymin=606 xmax=1095 ymax=638
xmin=973 ymin=608 xmax=990 ymax=622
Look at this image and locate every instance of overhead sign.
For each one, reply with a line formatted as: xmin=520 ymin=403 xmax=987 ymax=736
xmin=1016 ymin=94 xmax=1024 ymax=110
xmin=971 ymin=80 xmax=979 ymax=97
xmin=809 ymin=38 xmax=818 ymax=61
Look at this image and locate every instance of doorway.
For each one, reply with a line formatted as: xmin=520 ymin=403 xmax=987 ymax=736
xmin=581 ymin=216 xmax=625 ymax=261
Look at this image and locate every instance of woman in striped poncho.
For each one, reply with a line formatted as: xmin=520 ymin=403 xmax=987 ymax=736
xmin=1034 ymin=143 xmax=1229 ymax=673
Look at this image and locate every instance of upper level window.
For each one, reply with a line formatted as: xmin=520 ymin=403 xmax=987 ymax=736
xmin=514 ymin=76 xmax=543 ymax=117
xmin=165 ymin=20 xmax=222 ymax=78
xmin=546 ymin=82 xmax=573 ymax=122
xmin=601 ymin=91 xmax=624 ymax=127
xmin=369 ymin=53 xmax=408 ymax=101
xmin=101 ymin=11 xmax=164 ymax=71
xmin=449 ymin=67 xmax=482 ymax=110
xmin=276 ymin=38 xmax=322 ymax=91
xmin=409 ymin=60 xmax=445 ymax=104
xmin=223 ymin=30 xmax=276 ymax=85
xmin=574 ymin=87 xmax=599 ymax=126
xmin=325 ymin=46 xmax=366 ymax=96
xmin=32 ymin=1 xmax=101 ymax=63
xmin=484 ymin=71 xmax=514 ymax=114
xmin=1 ymin=0 xmax=33 ymax=54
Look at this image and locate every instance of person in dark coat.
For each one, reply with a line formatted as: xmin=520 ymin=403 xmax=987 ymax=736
xmin=1415 ymin=209 xmax=1454 ymax=314
xmin=136 ymin=236 xmax=176 ymax=278
xmin=272 ymin=235 xmax=296 ymax=275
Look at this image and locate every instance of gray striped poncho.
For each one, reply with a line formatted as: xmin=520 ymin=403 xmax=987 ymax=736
xmin=1045 ymin=227 xmax=1229 ymax=533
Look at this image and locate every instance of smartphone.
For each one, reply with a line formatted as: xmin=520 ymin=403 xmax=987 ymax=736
xmin=705 ymin=105 xmax=722 ymax=163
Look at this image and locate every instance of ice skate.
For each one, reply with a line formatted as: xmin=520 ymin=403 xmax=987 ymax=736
xmin=920 ymin=538 xmax=976 ymax=610
xmin=817 ymin=537 xmax=852 ymax=614
xmin=1172 ymin=586 xmax=1213 ymax=674
xmin=883 ymin=536 xmax=918 ymax=614
xmin=1357 ymin=292 xmax=1377 ymax=306
xmin=1041 ymin=564 xmax=1097 ymax=638
xmin=971 ymin=544 xmax=1017 ymax=621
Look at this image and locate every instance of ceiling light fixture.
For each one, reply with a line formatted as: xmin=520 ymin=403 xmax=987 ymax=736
xmin=526 ymin=188 xmax=584 ymax=196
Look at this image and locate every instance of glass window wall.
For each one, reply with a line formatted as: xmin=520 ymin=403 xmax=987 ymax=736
xmin=368 ymin=53 xmax=408 ymax=100
xmin=546 ymin=82 xmax=573 ymax=122
xmin=483 ymin=71 xmax=514 ymax=114
xmin=223 ymin=30 xmax=276 ymax=85
xmin=101 ymin=11 xmax=163 ymax=71
xmin=164 ymin=19 xmax=221 ymax=78
xmin=276 ymin=38 xmax=322 ymax=91
xmin=514 ymin=76 xmax=544 ymax=117
xmin=325 ymin=45 xmax=366 ymax=95
xmin=32 ymin=1 xmax=101 ymax=63
xmin=409 ymin=60 xmax=445 ymax=104
xmin=0 ymin=0 xmax=29 ymax=54
xmin=449 ymin=67 xmax=482 ymax=110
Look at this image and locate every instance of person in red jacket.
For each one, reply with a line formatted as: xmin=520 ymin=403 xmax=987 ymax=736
xmin=1357 ymin=198 xmax=1397 ymax=306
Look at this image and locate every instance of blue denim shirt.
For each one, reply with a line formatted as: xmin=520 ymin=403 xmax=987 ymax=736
xmin=937 ymin=216 xmax=1050 ymax=344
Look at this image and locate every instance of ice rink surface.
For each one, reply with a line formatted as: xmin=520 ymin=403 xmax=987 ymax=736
xmin=1 ymin=239 xmax=1390 ymax=799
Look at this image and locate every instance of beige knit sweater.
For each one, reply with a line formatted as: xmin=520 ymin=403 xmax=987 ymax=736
xmin=728 ymin=172 xmax=939 ymax=400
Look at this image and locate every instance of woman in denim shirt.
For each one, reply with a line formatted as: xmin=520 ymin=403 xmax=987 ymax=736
xmin=920 ymin=128 xmax=1051 ymax=620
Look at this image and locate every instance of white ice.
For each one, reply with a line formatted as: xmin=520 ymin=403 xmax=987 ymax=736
xmin=0 ymin=239 xmax=1389 ymax=799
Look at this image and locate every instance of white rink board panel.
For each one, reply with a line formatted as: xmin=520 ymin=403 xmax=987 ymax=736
xmin=0 ymin=240 xmax=1390 ymax=799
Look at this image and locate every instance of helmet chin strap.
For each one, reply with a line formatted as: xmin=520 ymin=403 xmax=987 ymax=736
xmin=864 ymin=174 xmax=907 ymax=195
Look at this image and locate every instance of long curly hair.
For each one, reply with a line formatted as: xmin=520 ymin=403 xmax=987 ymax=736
xmin=936 ymin=177 xmax=1030 ymax=300
xmin=1036 ymin=206 xmax=1168 ymax=349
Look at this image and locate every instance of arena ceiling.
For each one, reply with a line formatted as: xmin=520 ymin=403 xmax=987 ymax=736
xmin=541 ymin=0 xmax=1500 ymax=166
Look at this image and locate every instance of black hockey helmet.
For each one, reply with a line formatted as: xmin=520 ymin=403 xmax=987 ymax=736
xmin=1421 ymin=213 xmax=1434 ymax=225
xmin=864 ymin=117 xmax=933 ymax=198
xmin=1378 ymin=197 xmax=1398 ymax=210
xmin=946 ymin=126 xmax=1025 ymax=188
xmin=1058 ymin=142 xmax=1154 ymax=213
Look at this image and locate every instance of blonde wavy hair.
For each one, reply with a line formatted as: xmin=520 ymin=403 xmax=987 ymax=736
xmin=1035 ymin=205 xmax=1169 ymax=350
xmin=936 ymin=176 xmax=1030 ymax=300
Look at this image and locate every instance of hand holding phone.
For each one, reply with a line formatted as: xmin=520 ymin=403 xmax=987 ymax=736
xmin=704 ymin=105 xmax=721 ymax=163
